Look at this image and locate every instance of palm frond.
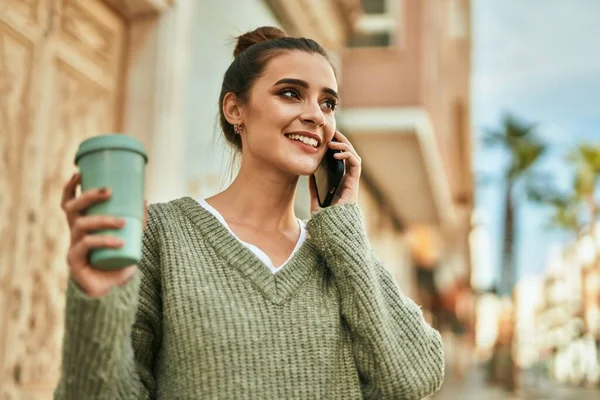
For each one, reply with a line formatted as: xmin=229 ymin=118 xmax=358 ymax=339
xmin=487 ymin=113 xmax=546 ymax=181
xmin=570 ymin=144 xmax=600 ymax=173
xmin=551 ymin=199 xmax=582 ymax=232
xmin=482 ymin=129 xmax=509 ymax=147
xmin=573 ymin=165 xmax=596 ymax=198
xmin=502 ymin=113 xmax=537 ymax=139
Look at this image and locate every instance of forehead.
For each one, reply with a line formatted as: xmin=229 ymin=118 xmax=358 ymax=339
xmin=260 ymin=50 xmax=338 ymax=91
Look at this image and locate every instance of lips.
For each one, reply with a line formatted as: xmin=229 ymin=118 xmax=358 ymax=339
xmin=286 ymin=134 xmax=318 ymax=148
xmin=284 ymin=131 xmax=322 ymax=148
xmin=285 ymin=135 xmax=320 ymax=154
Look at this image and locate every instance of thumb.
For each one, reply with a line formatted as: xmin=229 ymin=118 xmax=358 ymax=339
xmin=142 ymin=199 xmax=148 ymax=230
xmin=309 ymin=175 xmax=320 ymax=215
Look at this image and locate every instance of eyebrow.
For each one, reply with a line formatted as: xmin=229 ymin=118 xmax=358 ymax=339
xmin=273 ymin=78 xmax=339 ymax=100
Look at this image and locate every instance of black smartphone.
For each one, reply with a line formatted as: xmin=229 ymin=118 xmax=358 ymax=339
xmin=312 ymin=139 xmax=345 ymax=208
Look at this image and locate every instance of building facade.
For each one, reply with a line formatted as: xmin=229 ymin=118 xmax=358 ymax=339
xmin=339 ymin=0 xmax=473 ymax=319
xmin=0 ymin=0 xmax=471 ymax=396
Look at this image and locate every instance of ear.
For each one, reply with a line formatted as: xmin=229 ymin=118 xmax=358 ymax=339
xmin=222 ymin=92 xmax=244 ymax=125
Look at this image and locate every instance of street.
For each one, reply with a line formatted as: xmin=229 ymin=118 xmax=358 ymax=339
xmin=432 ymin=366 xmax=600 ymax=400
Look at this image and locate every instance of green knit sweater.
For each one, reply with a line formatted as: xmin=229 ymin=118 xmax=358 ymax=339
xmin=55 ymin=197 xmax=444 ymax=399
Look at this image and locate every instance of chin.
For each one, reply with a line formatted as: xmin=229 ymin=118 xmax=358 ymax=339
xmin=283 ymin=157 xmax=320 ymax=177
xmin=287 ymin=165 xmax=318 ymax=177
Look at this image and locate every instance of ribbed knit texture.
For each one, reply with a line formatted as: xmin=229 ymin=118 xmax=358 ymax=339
xmin=54 ymin=197 xmax=444 ymax=399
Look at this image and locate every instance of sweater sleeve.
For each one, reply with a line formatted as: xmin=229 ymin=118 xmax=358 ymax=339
xmin=54 ymin=204 xmax=162 ymax=399
xmin=307 ymin=203 xmax=445 ymax=400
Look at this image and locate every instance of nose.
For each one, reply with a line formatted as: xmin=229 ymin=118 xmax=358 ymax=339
xmin=300 ymin=100 xmax=325 ymax=127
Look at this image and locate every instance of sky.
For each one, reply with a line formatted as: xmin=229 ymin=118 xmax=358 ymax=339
xmin=471 ymin=0 xmax=600 ymax=288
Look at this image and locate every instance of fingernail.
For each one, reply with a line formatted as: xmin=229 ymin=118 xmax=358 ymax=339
xmin=98 ymin=187 xmax=109 ymax=194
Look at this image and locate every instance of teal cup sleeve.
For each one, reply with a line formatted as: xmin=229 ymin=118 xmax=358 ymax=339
xmin=75 ymin=134 xmax=148 ymax=269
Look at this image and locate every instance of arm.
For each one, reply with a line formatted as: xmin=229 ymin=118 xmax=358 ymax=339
xmin=55 ymin=205 xmax=162 ymax=399
xmin=307 ymin=203 xmax=445 ymax=400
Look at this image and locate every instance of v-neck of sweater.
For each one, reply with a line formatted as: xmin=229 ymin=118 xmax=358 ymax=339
xmin=174 ymin=197 xmax=319 ymax=305
xmin=196 ymin=198 xmax=307 ymax=274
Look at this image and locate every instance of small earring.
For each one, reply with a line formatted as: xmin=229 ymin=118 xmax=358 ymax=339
xmin=234 ymin=123 xmax=243 ymax=135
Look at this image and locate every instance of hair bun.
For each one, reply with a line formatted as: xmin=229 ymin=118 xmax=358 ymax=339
xmin=234 ymin=26 xmax=286 ymax=57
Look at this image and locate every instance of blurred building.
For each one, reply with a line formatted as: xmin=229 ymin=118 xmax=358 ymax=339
xmin=338 ymin=0 xmax=473 ymax=328
xmin=533 ymin=238 xmax=600 ymax=387
xmin=0 ymin=0 xmax=472 ymax=396
xmin=474 ymin=292 xmax=502 ymax=360
xmin=514 ymin=277 xmax=544 ymax=368
xmin=336 ymin=0 xmax=474 ymax=375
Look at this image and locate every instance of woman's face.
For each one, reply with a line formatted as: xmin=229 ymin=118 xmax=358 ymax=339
xmin=239 ymin=51 xmax=338 ymax=176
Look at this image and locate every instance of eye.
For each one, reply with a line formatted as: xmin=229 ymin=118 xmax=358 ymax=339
xmin=321 ymin=99 xmax=338 ymax=112
xmin=278 ymin=88 xmax=300 ymax=100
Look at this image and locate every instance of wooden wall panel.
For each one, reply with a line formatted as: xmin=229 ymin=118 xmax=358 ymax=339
xmin=0 ymin=0 xmax=125 ymax=398
xmin=0 ymin=1 xmax=45 ymax=398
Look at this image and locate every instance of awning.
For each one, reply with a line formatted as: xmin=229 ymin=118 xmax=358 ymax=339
xmin=339 ymin=107 xmax=457 ymax=227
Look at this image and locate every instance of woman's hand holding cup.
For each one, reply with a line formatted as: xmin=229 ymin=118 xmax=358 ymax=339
xmin=63 ymin=134 xmax=148 ymax=297
xmin=61 ymin=173 xmax=145 ymax=298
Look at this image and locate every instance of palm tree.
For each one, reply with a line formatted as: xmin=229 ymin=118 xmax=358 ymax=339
xmin=544 ymin=195 xmax=582 ymax=232
xmin=531 ymin=144 xmax=600 ymax=238
xmin=527 ymin=180 xmax=581 ymax=234
xmin=483 ymin=114 xmax=547 ymax=392
xmin=569 ymin=144 xmax=600 ymax=344
xmin=484 ymin=113 xmax=547 ymax=296
xmin=568 ymin=144 xmax=600 ymax=238
xmin=530 ymin=144 xmax=600 ymax=368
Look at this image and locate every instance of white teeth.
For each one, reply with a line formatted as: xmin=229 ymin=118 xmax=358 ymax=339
xmin=287 ymin=134 xmax=318 ymax=148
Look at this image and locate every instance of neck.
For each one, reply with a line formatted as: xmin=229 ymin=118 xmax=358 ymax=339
xmin=207 ymin=156 xmax=299 ymax=231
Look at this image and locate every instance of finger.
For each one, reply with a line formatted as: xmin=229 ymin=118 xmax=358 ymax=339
xmin=61 ymin=173 xmax=80 ymax=210
xmin=330 ymin=131 xmax=361 ymax=160
xmin=68 ymin=234 xmax=124 ymax=269
xmin=334 ymin=151 xmax=361 ymax=177
xmin=334 ymin=130 xmax=355 ymax=149
xmin=79 ymin=264 xmax=137 ymax=286
xmin=114 ymin=265 xmax=138 ymax=286
xmin=308 ymin=175 xmax=320 ymax=214
xmin=71 ymin=215 xmax=126 ymax=244
xmin=143 ymin=200 xmax=148 ymax=230
xmin=328 ymin=140 xmax=360 ymax=160
xmin=73 ymin=265 xmax=137 ymax=298
xmin=64 ymin=187 xmax=111 ymax=224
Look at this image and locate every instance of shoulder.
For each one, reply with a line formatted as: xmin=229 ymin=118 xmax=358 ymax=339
xmin=141 ymin=197 xmax=209 ymax=271
xmin=145 ymin=196 xmax=217 ymax=247
xmin=147 ymin=197 xmax=186 ymax=217
xmin=141 ymin=198 xmax=193 ymax=249
xmin=147 ymin=197 xmax=195 ymax=227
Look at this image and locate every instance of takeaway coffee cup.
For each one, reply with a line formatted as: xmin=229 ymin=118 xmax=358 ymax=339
xmin=74 ymin=134 xmax=148 ymax=270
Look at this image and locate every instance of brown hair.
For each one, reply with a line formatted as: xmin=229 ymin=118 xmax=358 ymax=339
xmin=219 ymin=26 xmax=331 ymax=151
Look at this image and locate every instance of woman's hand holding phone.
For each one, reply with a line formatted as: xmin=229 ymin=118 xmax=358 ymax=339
xmin=309 ymin=130 xmax=362 ymax=214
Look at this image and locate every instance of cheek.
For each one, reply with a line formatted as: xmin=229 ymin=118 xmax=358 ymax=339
xmin=252 ymin=102 xmax=296 ymax=130
xmin=325 ymin=115 xmax=337 ymax=139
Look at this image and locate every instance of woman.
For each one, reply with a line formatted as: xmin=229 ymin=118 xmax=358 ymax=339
xmin=55 ymin=27 xmax=444 ymax=399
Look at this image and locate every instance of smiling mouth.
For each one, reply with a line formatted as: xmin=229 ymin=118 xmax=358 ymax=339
xmin=284 ymin=133 xmax=320 ymax=148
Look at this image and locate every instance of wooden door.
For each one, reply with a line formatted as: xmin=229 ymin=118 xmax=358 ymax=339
xmin=0 ymin=0 xmax=126 ymax=397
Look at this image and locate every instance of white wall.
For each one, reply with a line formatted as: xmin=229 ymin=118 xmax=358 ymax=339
xmin=184 ymin=1 xmax=281 ymax=200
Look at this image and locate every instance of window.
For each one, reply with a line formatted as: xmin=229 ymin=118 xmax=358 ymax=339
xmin=362 ymin=0 xmax=386 ymax=14
xmin=349 ymin=0 xmax=398 ymax=48
xmin=348 ymin=32 xmax=391 ymax=47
